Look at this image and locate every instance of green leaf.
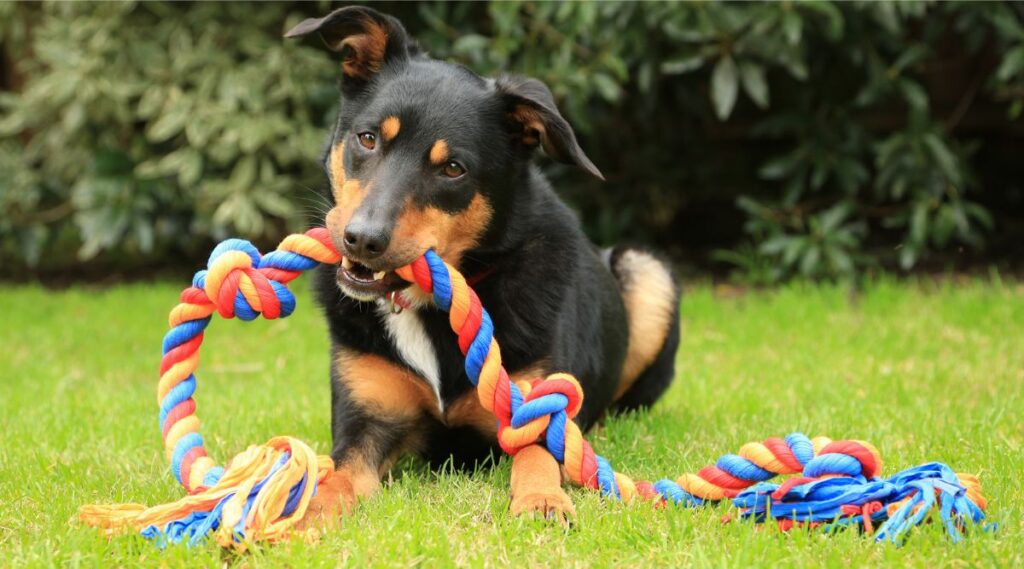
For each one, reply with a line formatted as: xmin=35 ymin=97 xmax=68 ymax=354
xmin=819 ymin=203 xmax=851 ymax=233
xmin=660 ymin=55 xmax=706 ymax=75
xmin=185 ymin=116 xmax=217 ymax=148
xmin=179 ymin=150 xmax=203 ymax=188
xmin=799 ymin=246 xmax=821 ymax=276
xmin=452 ymin=34 xmax=489 ymax=57
xmin=135 ymin=220 xmax=154 ymax=252
xmin=922 ymin=133 xmax=961 ymax=185
xmin=254 ymin=189 xmax=294 ymax=218
xmin=739 ymin=62 xmax=769 ymax=109
xmin=810 ymin=161 xmax=828 ymax=191
xmin=146 ymin=105 xmax=189 ymax=143
xmin=910 ymin=201 xmax=928 ymax=244
xmin=964 ymin=201 xmax=995 ymax=230
xmin=759 ymin=153 xmax=800 ymax=180
xmin=637 ymin=62 xmax=654 ymax=94
xmin=899 ymin=80 xmax=929 ymax=113
xmin=137 ymin=85 xmax=165 ymax=119
xmin=995 ymin=45 xmax=1024 ymax=81
xmin=826 ymin=246 xmax=854 ymax=274
xmin=800 ymin=1 xmax=845 ymax=41
xmin=782 ymin=237 xmax=805 ymax=266
xmin=899 ymin=244 xmax=918 ymax=270
xmin=711 ymin=56 xmax=739 ymax=120
xmin=782 ymin=11 xmax=803 ymax=45
xmin=891 ymin=45 xmax=928 ymax=74
xmin=760 ymin=235 xmax=791 ymax=255
xmin=228 ymin=155 xmax=258 ymax=192
xmin=784 ymin=59 xmax=808 ymax=81
xmin=592 ymin=73 xmax=621 ymax=103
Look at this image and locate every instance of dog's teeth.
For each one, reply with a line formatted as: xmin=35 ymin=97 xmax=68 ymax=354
xmin=373 ymin=271 xmax=386 ymax=281
xmin=342 ymin=257 xmax=353 ymax=269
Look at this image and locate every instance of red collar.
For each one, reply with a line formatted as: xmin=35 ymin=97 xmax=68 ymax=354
xmin=465 ymin=266 xmax=497 ymax=287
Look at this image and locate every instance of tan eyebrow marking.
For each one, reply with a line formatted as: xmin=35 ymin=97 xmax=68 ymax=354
xmin=381 ymin=116 xmax=400 ymax=141
xmin=329 ymin=141 xmax=346 ymax=193
xmin=429 ymin=139 xmax=449 ymax=165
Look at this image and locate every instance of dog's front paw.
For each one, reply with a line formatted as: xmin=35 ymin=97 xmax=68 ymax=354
xmin=510 ymin=490 xmax=576 ymax=527
xmin=297 ymin=471 xmax=357 ymax=531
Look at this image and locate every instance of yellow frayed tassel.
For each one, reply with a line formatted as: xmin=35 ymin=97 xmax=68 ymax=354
xmin=79 ymin=437 xmax=334 ymax=550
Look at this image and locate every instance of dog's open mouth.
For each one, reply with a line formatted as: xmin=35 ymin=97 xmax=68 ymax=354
xmin=336 ymin=257 xmax=407 ymax=297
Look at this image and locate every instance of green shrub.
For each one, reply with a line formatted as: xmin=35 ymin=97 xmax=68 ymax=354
xmin=2 ymin=2 xmax=1022 ymax=280
xmin=416 ymin=1 xmax=1022 ymax=281
xmin=0 ymin=2 xmax=336 ymax=267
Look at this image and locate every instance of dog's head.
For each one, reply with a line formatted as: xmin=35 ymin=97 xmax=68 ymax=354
xmin=287 ymin=6 xmax=601 ymax=301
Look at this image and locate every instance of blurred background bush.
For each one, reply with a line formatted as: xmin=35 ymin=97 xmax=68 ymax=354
xmin=2 ymin=1 xmax=1023 ymax=283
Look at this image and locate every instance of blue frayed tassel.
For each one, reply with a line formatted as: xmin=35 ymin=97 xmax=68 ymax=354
xmin=732 ymin=462 xmax=992 ymax=544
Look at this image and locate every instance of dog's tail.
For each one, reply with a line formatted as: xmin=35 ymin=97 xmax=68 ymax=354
xmin=603 ymin=246 xmax=681 ymax=411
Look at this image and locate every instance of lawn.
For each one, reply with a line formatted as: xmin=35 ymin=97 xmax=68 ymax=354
xmin=1 ymin=276 xmax=1021 ymax=567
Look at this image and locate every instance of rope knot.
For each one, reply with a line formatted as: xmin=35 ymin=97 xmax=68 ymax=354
xmin=523 ymin=373 xmax=584 ymax=419
xmin=194 ymin=239 xmax=298 ymax=322
xmin=191 ymin=230 xmax=341 ymax=323
xmin=802 ymin=440 xmax=882 ymax=479
xmin=497 ymin=373 xmax=584 ymax=454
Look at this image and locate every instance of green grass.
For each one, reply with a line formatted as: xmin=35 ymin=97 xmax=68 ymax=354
xmin=1 ymin=277 xmax=1021 ymax=568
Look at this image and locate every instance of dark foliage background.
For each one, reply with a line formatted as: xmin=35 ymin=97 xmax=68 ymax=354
xmin=2 ymin=1 xmax=1023 ymax=282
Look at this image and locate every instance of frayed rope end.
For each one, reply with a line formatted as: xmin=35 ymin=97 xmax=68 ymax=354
xmin=79 ymin=437 xmax=334 ymax=550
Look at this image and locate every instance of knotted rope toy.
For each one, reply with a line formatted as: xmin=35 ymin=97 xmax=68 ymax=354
xmin=79 ymin=228 xmax=992 ymax=548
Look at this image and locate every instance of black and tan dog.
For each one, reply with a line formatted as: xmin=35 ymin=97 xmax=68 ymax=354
xmin=285 ymin=6 xmax=680 ymax=525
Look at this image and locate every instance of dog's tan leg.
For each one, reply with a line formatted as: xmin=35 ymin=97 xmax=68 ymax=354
xmin=299 ymin=348 xmax=432 ymax=530
xmin=509 ymin=444 xmax=575 ymax=525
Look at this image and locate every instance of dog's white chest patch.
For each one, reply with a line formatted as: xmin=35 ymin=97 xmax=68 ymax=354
xmin=377 ymin=302 xmax=443 ymax=411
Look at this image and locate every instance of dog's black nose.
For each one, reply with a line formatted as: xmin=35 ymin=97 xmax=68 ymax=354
xmin=343 ymin=221 xmax=390 ymax=260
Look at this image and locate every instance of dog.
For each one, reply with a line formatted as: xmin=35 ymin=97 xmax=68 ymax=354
xmin=285 ymin=6 xmax=681 ymax=525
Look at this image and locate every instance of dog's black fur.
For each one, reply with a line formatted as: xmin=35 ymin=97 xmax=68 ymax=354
xmin=287 ymin=7 xmax=681 ymax=476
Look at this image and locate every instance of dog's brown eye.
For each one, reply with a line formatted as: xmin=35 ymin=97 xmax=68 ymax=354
xmin=442 ymin=161 xmax=465 ymax=178
xmin=357 ymin=132 xmax=376 ymax=150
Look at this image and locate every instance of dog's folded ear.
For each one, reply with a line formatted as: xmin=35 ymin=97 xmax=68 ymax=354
xmin=497 ymin=75 xmax=604 ymax=181
xmin=285 ymin=6 xmax=413 ymax=84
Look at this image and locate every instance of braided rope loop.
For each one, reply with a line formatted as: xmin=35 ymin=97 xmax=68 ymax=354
xmin=80 ymin=228 xmax=991 ymax=548
xmin=159 ymin=229 xmax=340 ymax=494
xmin=81 ymin=229 xmax=341 ymax=548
